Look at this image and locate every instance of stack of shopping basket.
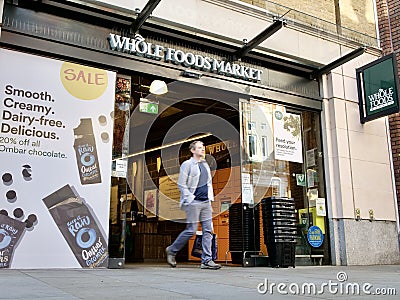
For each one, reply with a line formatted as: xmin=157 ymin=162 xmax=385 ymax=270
xmin=261 ymin=197 xmax=297 ymax=268
xmin=228 ymin=203 xmax=260 ymax=265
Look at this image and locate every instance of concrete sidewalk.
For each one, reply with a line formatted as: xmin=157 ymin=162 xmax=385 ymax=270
xmin=1 ymin=263 xmax=399 ymax=299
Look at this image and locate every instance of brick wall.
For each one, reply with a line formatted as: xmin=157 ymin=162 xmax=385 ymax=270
xmin=376 ymin=0 xmax=400 ymax=216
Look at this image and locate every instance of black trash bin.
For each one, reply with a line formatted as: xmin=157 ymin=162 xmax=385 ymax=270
xmin=261 ymin=197 xmax=296 ymax=268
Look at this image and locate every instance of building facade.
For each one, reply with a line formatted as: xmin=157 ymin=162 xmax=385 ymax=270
xmin=0 ymin=0 xmax=399 ymax=268
xmin=376 ymin=0 xmax=400 ymax=241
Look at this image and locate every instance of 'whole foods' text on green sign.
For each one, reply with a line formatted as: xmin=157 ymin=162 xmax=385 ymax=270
xmin=357 ymin=53 xmax=400 ymax=123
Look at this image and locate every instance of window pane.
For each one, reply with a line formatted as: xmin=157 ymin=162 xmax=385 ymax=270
xmin=262 ymin=136 xmax=267 ymax=157
xmin=248 ymin=135 xmax=256 ymax=157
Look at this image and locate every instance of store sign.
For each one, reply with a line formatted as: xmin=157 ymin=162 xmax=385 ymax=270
xmin=356 ymin=53 xmax=400 ymax=123
xmin=108 ymin=33 xmax=263 ymax=82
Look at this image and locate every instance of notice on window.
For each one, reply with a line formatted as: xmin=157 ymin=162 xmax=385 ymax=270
xmin=306 ymin=148 xmax=316 ymax=167
xmin=316 ymin=198 xmax=327 ymax=216
xmin=273 ymin=110 xmax=303 ymax=163
xmin=113 ymin=159 xmax=127 ymax=178
xmin=241 ymin=173 xmax=254 ymax=204
xmin=296 ymin=174 xmax=306 ymax=186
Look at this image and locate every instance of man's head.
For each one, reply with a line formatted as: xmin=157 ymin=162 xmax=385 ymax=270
xmin=189 ymin=140 xmax=205 ymax=159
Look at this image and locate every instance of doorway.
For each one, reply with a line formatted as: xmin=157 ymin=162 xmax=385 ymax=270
xmin=108 ymin=75 xmax=243 ymax=264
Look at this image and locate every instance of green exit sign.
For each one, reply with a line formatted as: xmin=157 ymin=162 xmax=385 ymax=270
xmin=139 ymin=99 xmax=159 ymax=114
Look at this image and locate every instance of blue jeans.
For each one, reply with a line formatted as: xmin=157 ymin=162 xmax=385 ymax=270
xmin=169 ymin=200 xmax=213 ymax=264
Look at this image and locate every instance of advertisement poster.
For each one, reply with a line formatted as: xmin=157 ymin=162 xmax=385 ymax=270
xmin=158 ymin=174 xmax=186 ymax=221
xmin=144 ymin=189 xmax=157 ymax=218
xmin=0 ymin=49 xmax=115 ymax=268
xmin=273 ymin=110 xmax=303 ymax=163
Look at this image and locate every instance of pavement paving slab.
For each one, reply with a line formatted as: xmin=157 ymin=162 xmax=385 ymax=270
xmin=1 ymin=264 xmax=399 ymax=299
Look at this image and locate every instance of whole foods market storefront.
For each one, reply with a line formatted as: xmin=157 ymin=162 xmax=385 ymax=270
xmin=109 ymin=78 xmax=327 ymax=266
xmin=0 ymin=1 xmax=330 ymax=268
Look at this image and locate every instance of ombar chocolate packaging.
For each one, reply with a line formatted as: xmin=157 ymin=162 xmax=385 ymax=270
xmin=43 ymin=184 xmax=108 ymax=268
xmin=74 ymin=118 xmax=102 ymax=185
xmin=0 ymin=214 xmax=26 ymax=268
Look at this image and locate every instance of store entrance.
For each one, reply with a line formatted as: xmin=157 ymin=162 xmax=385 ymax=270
xmin=108 ymin=75 xmax=330 ymax=267
xmin=108 ymin=76 xmax=243 ymax=264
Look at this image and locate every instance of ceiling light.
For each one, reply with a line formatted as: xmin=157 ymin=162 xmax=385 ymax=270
xmin=116 ymin=102 xmax=131 ymax=111
xmin=149 ymin=80 xmax=168 ymax=95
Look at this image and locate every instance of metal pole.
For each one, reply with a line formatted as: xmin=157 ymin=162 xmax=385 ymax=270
xmin=122 ymin=181 xmax=127 ymax=260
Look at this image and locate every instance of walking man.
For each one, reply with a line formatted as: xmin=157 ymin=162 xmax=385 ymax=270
xmin=166 ymin=141 xmax=221 ymax=270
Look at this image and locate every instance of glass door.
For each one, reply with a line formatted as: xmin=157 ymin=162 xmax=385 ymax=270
xmin=238 ymin=99 xmax=329 ymax=265
xmin=108 ymin=75 xmax=132 ymax=267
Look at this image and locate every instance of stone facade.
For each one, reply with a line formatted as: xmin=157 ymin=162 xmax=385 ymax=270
xmin=336 ymin=0 xmax=377 ymax=38
xmin=239 ymin=0 xmax=376 ymax=38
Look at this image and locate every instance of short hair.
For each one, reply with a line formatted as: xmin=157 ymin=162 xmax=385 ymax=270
xmin=189 ymin=140 xmax=203 ymax=151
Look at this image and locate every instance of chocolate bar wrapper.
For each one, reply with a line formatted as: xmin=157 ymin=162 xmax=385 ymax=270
xmin=43 ymin=184 xmax=108 ymax=268
xmin=0 ymin=215 xmax=26 ymax=268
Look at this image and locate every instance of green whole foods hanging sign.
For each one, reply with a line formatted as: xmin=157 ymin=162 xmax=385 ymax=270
xmin=356 ymin=53 xmax=400 ymax=123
